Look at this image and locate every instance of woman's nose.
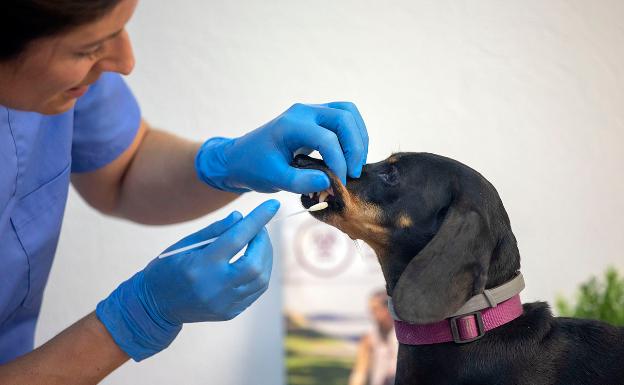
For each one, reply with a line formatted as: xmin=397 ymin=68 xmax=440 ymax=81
xmin=96 ymin=30 xmax=135 ymax=75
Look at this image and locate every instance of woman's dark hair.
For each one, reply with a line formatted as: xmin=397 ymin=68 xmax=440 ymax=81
xmin=1 ymin=0 xmax=123 ymax=61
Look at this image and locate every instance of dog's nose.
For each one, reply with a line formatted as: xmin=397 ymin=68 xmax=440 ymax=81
xmin=292 ymin=154 xmax=327 ymax=170
xmin=292 ymin=154 xmax=309 ymax=168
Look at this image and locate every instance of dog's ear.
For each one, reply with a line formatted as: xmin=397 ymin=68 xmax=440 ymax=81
xmin=392 ymin=203 xmax=495 ymax=324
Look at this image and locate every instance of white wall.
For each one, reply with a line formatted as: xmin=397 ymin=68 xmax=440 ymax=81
xmin=37 ymin=1 xmax=624 ymax=384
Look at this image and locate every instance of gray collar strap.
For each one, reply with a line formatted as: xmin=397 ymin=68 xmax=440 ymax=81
xmin=388 ymin=272 xmax=525 ymax=321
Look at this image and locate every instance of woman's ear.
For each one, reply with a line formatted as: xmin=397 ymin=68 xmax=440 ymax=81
xmin=392 ymin=203 xmax=494 ymax=324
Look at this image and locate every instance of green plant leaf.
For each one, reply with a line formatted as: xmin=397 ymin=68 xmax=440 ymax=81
xmin=555 ymin=266 xmax=624 ymax=326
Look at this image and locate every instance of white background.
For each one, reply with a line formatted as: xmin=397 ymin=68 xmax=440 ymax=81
xmin=37 ymin=1 xmax=623 ymax=384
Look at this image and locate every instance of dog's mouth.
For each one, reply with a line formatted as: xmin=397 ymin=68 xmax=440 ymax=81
xmin=301 ymin=187 xmax=337 ymax=208
xmin=292 ymin=154 xmax=389 ymax=252
xmin=293 ymin=154 xmax=348 ymax=214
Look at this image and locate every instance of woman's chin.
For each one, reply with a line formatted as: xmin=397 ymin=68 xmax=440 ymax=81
xmin=37 ymin=95 xmax=78 ymax=115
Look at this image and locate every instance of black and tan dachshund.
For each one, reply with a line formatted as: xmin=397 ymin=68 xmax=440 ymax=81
xmin=294 ymin=152 xmax=624 ymax=385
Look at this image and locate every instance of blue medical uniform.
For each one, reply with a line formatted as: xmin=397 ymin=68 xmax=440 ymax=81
xmin=0 ymin=72 xmax=140 ymax=364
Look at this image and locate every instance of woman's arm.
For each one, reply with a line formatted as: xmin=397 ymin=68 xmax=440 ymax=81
xmin=0 ymin=313 xmax=128 ymax=385
xmin=71 ymin=119 xmax=239 ymax=225
xmin=348 ymin=334 xmax=372 ymax=385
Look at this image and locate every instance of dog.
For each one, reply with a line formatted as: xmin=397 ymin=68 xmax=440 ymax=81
xmin=293 ymin=152 xmax=624 ymax=385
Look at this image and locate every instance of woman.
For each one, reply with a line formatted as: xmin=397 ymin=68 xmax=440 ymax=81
xmin=349 ymin=290 xmax=397 ymax=385
xmin=0 ymin=0 xmax=368 ymax=382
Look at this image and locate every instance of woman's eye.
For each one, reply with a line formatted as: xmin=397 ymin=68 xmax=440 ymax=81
xmin=76 ymin=45 xmax=103 ymax=59
xmin=379 ymin=165 xmax=399 ymax=186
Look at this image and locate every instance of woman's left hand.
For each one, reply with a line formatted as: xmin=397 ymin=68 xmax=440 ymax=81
xmin=195 ymin=101 xmax=368 ymax=194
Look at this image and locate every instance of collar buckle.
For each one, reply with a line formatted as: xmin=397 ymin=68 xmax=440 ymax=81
xmin=449 ymin=311 xmax=485 ymax=344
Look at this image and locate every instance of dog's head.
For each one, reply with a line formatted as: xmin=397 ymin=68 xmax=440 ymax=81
xmin=294 ymin=152 xmax=520 ymax=324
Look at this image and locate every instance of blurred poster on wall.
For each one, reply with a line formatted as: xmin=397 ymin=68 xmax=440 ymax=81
xmin=279 ymin=200 xmax=394 ymax=385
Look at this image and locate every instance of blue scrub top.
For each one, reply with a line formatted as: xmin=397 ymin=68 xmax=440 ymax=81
xmin=0 ymin=72 xmax=140 ymax=364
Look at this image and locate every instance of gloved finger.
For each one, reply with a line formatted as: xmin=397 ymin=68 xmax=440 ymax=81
xmin=206 ymin=200 xmax=280 ymax=261
xmin=284 ymin=123 xmax=348 ymax=186
xmin=160 ymin=211 xmax=243 ymax=254
xmin=268 ymin=160 xmax=330 ymax=194
xmin=234 ymin=277 xmax=270 ymax=300
xmin=323 ymin=101 xmax=369 ymax=165
xmin=229 ymin=227 xmax=272 ymax=288
xmin=311 ymin=104 xmax=366 ymax=178
xmin=239 ymin=287 xmax=267 ymax=309
xmin=227 ymin=287 xmax=268 ymax=316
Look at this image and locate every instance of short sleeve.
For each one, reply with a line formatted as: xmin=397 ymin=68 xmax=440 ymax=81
xmin=71 ymin=72 xmax=141 ymax=173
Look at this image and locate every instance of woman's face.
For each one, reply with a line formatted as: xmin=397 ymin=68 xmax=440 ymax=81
xmin=369 ymin=296 xmax=393 ymax=330
xmin=0 ymin=0 xmax=138 ymax=115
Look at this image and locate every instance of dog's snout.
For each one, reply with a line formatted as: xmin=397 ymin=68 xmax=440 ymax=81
xmin=292 ymin=154 xmax=327 ymax=170
xmin=291 ymin=154 xmax=310 ymax=168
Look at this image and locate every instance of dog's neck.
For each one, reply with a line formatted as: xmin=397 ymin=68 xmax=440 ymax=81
xmin=483 ymin=230 xmax=521 ymax=289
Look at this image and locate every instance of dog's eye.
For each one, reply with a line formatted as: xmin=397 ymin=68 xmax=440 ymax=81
xmin=379 ymin=165 xmax=399 ymax=186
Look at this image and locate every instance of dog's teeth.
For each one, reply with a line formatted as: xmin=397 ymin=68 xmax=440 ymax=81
xmin=318 ymin=191 xmax=329 ymax=203
xmin=308 ymin=193 xmax=314 ymax=199
xmin=327 ymin=187 xmax=334 ymax=196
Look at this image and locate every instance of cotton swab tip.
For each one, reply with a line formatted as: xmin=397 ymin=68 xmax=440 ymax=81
xmin=308 ymin=201 xmax=329 ymax=212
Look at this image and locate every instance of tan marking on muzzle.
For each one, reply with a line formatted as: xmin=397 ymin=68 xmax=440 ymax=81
xmin=397 ymin=214 xmax=412 ymax=228
xmin=322 ymin=177 xmax=389 ymax=255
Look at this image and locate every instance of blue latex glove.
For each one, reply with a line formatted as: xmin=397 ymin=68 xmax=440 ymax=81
xmin=195 ymin=101 xmax=369 ymax=193
xmin=96 ymin=199 xmax=280 ymax=361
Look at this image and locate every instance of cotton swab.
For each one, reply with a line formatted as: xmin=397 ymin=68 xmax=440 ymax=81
xmin=270 ymin=201 xmax=328 ymax=223
xmin=157 ymin=237 xmax=218 ymax=259
xmin=307 ymin=201 xmax=330 ymax=211
xmin=157 ymin=201 xmax=329 ymax=259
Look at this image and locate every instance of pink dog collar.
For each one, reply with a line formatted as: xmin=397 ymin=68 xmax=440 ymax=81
xmin=389 ymin=272 xmax=525 ymax=344
xmin=394 ymin=294 xmax=523 ymax=345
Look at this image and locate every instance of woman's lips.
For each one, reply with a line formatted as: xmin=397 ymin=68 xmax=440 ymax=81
xmin=65 ymin=85 xmax=89 ymax=98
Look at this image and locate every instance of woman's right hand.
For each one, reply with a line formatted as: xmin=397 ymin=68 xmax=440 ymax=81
xmin=95 ymin=199 xmax=280 ymax=361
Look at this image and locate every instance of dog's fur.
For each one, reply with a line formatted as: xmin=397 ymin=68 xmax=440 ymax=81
xmin=294 ymin=152 xmax=624 ymax=385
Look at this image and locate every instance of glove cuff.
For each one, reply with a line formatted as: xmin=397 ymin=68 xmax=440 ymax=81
xmin=195 ymin=137 xmax=251 ymax=194
xmin=96 ymin=271 xmax=182 ymax=361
